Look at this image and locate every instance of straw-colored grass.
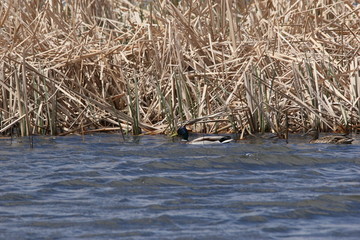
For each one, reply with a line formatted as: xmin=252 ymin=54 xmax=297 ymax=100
xmin=0 ymin=0 xmax=359 ymax=137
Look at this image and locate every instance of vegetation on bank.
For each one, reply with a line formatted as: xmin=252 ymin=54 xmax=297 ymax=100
xmin=0 ymin=0 xmax=359 ymax=137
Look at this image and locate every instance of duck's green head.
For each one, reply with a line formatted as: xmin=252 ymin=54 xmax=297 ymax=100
xmin=177 ymin=126 xmax=189 ymax=141
xmin=304 ymin=128 xmax=319 ymax=140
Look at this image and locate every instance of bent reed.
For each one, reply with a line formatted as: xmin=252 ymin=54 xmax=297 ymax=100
xmin=0 ymin=0 xmax=359 ymax=137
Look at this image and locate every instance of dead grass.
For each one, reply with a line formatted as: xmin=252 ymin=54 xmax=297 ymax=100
xmin=0 ymin=0 xmax=359 ymax=137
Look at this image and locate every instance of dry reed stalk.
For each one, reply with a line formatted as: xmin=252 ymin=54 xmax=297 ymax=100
xmin=14 ymin=69 xmax=26 ymax=136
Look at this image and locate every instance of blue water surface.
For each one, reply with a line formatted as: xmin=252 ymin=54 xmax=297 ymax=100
xmin=1 ymin=133 xmax=360 ymax=239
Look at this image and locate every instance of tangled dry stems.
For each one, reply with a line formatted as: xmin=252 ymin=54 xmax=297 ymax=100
xmin=0 ymin=0 xmax=359 ymax=137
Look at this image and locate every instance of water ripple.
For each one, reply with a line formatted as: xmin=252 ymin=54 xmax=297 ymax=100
xmin=0 ymin=134 xmax=360 ymax=239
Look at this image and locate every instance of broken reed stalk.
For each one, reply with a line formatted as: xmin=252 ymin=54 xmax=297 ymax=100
xmin=14 ymin=70 xmax=26 ymax=137
xmin=22 ymin=50 xmax=32 ymax=139
xmin=0 ymin=0 xmax=359 ymax=137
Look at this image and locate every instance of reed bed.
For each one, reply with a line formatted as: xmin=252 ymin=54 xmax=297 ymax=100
xmin=0 ymin=0 xmax=359 ymax=137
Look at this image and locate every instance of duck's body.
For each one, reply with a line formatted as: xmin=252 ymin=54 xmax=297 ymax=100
xmin=177 ymin=126 xmax=233 ymax=144
xmin=186 ymin=135 xmax=233 ymax=144
xmin=305 ymin=128 xmax=354 ymax=144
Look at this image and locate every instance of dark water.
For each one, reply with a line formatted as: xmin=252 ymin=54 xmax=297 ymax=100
xmin=1 ymin=133 xmax=360 ymax=240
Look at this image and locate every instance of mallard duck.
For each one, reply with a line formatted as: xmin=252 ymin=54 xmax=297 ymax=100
xmin=176 ymin=126 xmax=233 ymax=144
xmin=305 ymin=128 xmax=354 ymax=144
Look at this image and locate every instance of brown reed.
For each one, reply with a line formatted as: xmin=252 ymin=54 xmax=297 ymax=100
xmin=0 ymin=0 xmax=359 ymax=137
